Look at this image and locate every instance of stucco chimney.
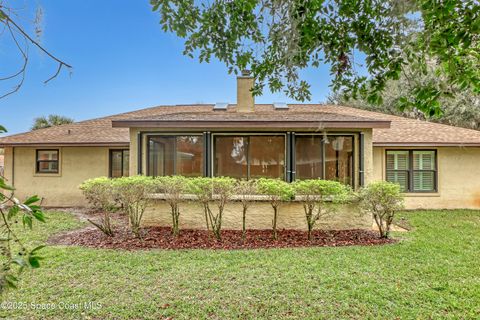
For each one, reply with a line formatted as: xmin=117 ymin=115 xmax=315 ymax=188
xmin=237 ymin=70 xmax=254 ymax=113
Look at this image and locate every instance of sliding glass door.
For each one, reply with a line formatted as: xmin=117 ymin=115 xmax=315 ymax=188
xmin=295 ymin=135 xmax=354 ymax=185
xmin=147 ymin=135 xmax=203 ymax=177
xmin=213 ymin=135 xmax=285 ymax=180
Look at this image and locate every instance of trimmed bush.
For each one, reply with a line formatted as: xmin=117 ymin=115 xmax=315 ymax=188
xmin=79 ymin=177 xmax=116 ymax=236
xmin=359 ymin=181 xmax=404 ymax=238
xmin=256 ymin=178 xmax=294 ymax=240
xmin=112 ymin=176 xmax=155 ymax=237
xmin=79 ymin=177 xmax=115 ymax=212
xmin=153 ymin=176 xmax=187 ymax=236
xmin=293 ymin=179 xmax=352 ymax=240
xmin=188 ymin=177 xmax=236 ymax=240
xmin=234 ymin=179 xmax=258 ymax=240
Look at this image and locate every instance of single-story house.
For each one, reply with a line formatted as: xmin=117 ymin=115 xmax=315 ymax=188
xmin=1 ymin=73 xmax=480 ymax=217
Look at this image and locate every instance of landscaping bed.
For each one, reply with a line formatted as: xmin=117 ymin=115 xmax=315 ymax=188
xmin=49 ymin=225 xmax=395 ymax=250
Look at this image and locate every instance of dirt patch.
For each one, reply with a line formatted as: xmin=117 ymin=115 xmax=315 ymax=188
xmin=49 ymin=224 xmax=396 ymax=250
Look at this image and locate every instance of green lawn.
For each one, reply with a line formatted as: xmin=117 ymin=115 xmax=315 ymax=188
xmin=1 ymin=210 xmax=479 ymax=319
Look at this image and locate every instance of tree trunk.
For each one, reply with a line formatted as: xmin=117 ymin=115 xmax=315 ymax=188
xmin=171 ymin=205 xmax=180 ymax=236
xmin=307 ymin=222 xmax=313 ymax=241
xmin=203 ymin=204 xmax=210 ymax=232
xmin=242 ymin=206 xmax=247 ymax=241
xmin=272 ymin=206 xmax=278 ymax=240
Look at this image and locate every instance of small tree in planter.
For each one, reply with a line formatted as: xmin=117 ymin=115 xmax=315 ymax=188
xmin=293 ymin=179 xmax=352 ymax=240
xmin=256 ymin=178 xmax=294 ymax=240
xmin=153 ymin=176 xmax=187 ymax=236
xmin=112 ymin=176 xmax=154 ymax=238
xmin=359 ymin=181 xmax=404 ymax=238
xmin=79 ymin=177 xmax=116 ymax=236
xmin=188 ymin=177 xmax=213 ymax=232
xmin=235 ymin=179 xmax=258 ymax=241
xmin=189 ymin=177 xmax=236 ymax=240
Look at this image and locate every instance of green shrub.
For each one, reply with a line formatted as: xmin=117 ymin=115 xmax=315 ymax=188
xmin=188 ymin=177 xmax=236 ymax=240
xmin=79 ymin=177 xmax=116 ymax=236
xmin=153 ymin=176 xmax=187 ymax=236
xmin=79 ymin=177 xmax=116 ymax=212
xmin=256 ymin=178 xmax=294 ymax=240
xmin=359 ymin=181 xmax=404 ymax=238
xmin=293 ymin=179 xmax=352 ymax=240
xmin=112 ymin=176 xmax=155 ymax=237
xmin=235 ymin=179 xmax=258 ymax=240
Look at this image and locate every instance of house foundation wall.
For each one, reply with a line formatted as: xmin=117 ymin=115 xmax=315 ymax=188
xmin=143 ymin=200 xmax=372 ymax=230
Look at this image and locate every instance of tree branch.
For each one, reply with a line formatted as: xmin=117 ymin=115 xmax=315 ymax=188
xmin=0 ymin=6 xmax=72 ymax=95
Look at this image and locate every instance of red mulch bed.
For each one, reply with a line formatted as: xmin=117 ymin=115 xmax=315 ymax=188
xmin=49 ymin=225 xmax=396 ymax=250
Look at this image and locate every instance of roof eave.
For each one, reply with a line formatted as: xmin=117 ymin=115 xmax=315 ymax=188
xmin=0 ymin=142 xmax=130 ymax=147
xmin=373 ymin=142 xmax=480 ymax=147
xmin=111 ymin=120 xmax=391 ymax=129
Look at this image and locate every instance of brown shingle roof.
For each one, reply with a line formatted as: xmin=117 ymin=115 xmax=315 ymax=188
xmin=111 ymin=106 xmax=390 ymax=129
xmin=1 ymin=104 xmax=479 ymax=146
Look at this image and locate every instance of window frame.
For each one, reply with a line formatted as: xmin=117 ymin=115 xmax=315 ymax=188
xmin=109 ymin=149 xmax=129 ymax=178
xmin=212 ymin=133 xmax=287 ymax=180
xmin=146 ymin=133 xmax=204 ymax=177
xmin=293 ymin=133 xmax=355 ymax=186
xmin=385 ymin=149 xmax=438 ymax=193
xmin=35 ymin=149 xmax=59 ymax=174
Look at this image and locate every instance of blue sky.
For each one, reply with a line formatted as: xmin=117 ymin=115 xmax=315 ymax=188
xmin=1 ymin=1 xmax=338 ymax=135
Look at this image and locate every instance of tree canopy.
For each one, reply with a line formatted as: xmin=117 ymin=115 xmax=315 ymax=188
xmin=151 ymin=0 xmax=479 ymax=116
xmin=330 ymin=59 xmax=480 ymax=130
xmin=31 ymin=114 xmax=74 ymax=130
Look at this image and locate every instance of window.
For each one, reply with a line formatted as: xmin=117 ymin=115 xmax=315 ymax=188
xmin=36 ymin=149 xmax=59 ymax=173
xmin=413 ymin=151 xmax=436 ymax=192
xmin=385 ymin=151 xmax=409 ymax=191
xmin=295 ymin=135 xmax=353 ymax=185
xmin=214 ymin=135 xmax=285 ymax=179
xmin=386 ymin=150 xmax=437 ymax=192
xmin=110 ymin=149 xmax=129 ymax=178
xmin=147 ymin=135 xmax=203 ymax=177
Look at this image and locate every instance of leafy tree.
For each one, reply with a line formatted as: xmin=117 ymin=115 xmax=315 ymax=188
xmin=359 ymin=181 xmax=404 ymax=238
xmin=0 ymin=3 xmax=68 ymax=292
xmin=112 ymin=176 xmax=155 ymax=238
xmin=189 ymin=177 xmax=236 ymax=240
xmin=153 ymin=176 xmax=187 ymax=236
xmin=151 ymin=0 xmax=479 ymax=116
xmin=234 ymin=179 xmax=258 ymax=241
xmin=79 ymin=177 xmax=117 ymax=237
xmin=293 ymin=179 xmax=352 ymax=240
xmin=256 ymin=178 xmax=294 ymax=240
xmin=0 ymin=126 xmax=46 ymax=293
xmin=31 ymin=114 xmax=74 ymax=131
xmin=188 ymin=177 xmax=213 ymax=232
xmin=330 ymin=60 xmax=480 ymax=130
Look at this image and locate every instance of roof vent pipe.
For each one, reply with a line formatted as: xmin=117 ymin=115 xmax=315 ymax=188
xmin=237 ymin=70 xmax=254 ymax=113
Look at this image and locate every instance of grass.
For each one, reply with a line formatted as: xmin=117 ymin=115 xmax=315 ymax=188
xmin=1 ymin=210 xmax=479 ymax=319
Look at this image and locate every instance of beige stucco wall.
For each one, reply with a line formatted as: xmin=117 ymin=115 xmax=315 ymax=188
xmin=3 ymin=146 xmax=121 ymax=207
xmin=143 ymin=200 xmax=371 ymax=230
xmin=372 ymin=146 xmax=480 ymax=209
